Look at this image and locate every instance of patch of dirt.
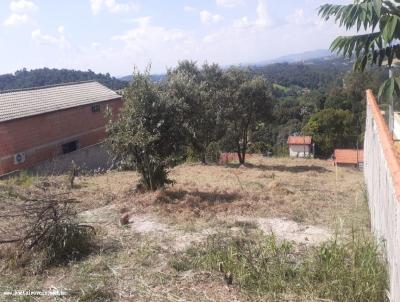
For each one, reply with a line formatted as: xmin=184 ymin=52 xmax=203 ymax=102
xmin=255 ymin=217 xmax=332 ymax=245
xmin=129 ymin=214 xmax=215 ymax=251
xmin=129 ymin=214 xmax=170 ymax=233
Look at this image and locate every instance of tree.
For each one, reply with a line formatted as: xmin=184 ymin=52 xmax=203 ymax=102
xmin=223 ymin=68 xmax=273 ymax=164
xmin=319 ymin=0 xmax=400 ymax=105
xmin=106 ymin=69 xmax=184 ymax=191
xmin=166 ymin=61 xmax=225 ymax=163
xmin=303 ymin=109 xmax=357 ymax=157
xmin=0 ymin=68 xmax=127 ymax=91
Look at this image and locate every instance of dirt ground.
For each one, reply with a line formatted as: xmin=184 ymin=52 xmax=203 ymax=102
xmin=0 ymin=155 xmax=369 ymax=301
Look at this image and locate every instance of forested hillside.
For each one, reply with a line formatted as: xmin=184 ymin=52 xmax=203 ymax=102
xmin=252 ymin=58 xmax=352 ymax=89
xmin=0 ymin=68 xmax=127 ymax=91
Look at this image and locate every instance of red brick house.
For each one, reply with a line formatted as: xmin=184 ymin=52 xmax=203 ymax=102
xmin=0 ymin=81 xmax=122 ymax=175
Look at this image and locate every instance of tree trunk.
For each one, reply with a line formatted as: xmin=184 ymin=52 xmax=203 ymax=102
xmin=237 ymin=144 xmax=243 ymax=165
xmin=200 ymin=152 xmax=207 ymax=165
xmin=239 ymin=127 xmax=248 ymax=165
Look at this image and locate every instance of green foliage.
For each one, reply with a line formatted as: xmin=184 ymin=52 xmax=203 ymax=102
xmin=303 ymin=108 xmax=357 ymax=157
xmin=106 ymin=69 xmax=185 ymax=191
xmin=247 ymin=141 xmax=271 ymax=154
xmin=253 ymin=58 xmax=350 ymax=90
xmin=0 ymin=68 xmax=126 ymax=91
xmin=166 ymin=61 xmax=225 ymax=164
xmin=172 ymin=233 xmax=388 ymax=301
xmin=222 ymin=68 xmax=274 ymax=164
xmin=319 ymin=0 xmax=400 ymax=103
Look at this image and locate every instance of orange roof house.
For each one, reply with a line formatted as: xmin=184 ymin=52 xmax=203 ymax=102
xmin=287 ymin=136 xmax=313 ymax=158
xmin=333 ymin=149 xmax=364 ymax=166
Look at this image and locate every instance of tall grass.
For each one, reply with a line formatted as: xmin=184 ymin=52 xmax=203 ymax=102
xmin=171 ymin=233 xmax=388 ymax=301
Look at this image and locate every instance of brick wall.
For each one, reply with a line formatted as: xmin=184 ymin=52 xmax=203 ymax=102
xmin=364 ymin=90 xmax=400 ymax=301
xmin=0 ymin=98 xmax=122 ymax=175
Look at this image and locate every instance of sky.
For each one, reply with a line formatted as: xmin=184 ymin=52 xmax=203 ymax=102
xmin=0 ymin=0 xmax=353 ymax=77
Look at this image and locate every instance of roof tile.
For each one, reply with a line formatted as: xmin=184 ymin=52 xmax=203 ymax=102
xmin=0 ymin=81 xmax=121 ymax=123
xmin=287 ymin=136 xmax=312 ymax=145
xmin=334 ymin=149 xmax=364 ymax=164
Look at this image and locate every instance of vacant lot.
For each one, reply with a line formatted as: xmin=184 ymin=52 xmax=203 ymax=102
xmin=0 ymin=156 xmax=377 ymax=301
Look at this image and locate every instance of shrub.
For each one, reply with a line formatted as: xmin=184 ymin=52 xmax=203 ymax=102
xmin=106 ymin=69 xmax=185 ymax=191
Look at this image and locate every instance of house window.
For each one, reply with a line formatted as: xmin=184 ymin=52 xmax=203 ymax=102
xmin=91 ymin=104 xmax=101 ymax=113
xmin=62 ymin=140 xmax=78 ymax=154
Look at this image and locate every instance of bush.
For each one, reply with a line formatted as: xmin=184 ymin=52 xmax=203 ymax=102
xmin=171 ymin=233 xmax=388 ymax=301
xmin=0 ymin=186 xmax=96 ymax=268
xmin=106 ymin=69 xmax=185 ymax=191
xmin=247 ymin=142 xmax=271 ymax=154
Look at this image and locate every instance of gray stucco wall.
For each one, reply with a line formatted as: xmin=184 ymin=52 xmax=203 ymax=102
xmin=29 ymin=143 xmax=114 ymax=176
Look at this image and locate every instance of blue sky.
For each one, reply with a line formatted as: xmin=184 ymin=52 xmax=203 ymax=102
xmin=0 ymin=0 xmax=352 ymax=76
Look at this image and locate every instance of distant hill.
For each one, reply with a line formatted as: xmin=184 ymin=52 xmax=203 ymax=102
xmin=119 ymin=74 xmax=165 ymax=83
xmin=252 ymin=57 xmax=352 ymax=89
xmin=0 ymin=68 xmax=128 ymax=91
xmin=254 ymin=49 xmax=335 ymax=66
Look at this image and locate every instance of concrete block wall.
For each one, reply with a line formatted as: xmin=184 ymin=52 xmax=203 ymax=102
xmin=29 ymin=143 xmax=114 ymax=175
xmin=364 ymin=90 xmax=400 ymax=301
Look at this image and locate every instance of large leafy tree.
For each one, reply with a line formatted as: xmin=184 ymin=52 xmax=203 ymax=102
xmin=319 ymin=0 xmax=400 ymax=105
xmin=106 ymin=69 xmax=184 ymax=191
xmin=166 ymin=61 xmax=225 ymax=164
xmin=222 ymin=68 xmax=273 ymax=164
xmin=303 ymin=108 xmax=357 ymax=157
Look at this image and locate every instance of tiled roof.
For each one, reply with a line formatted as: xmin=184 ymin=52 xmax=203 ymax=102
xmin=287 ymin=136 xmax=312 ymax=145
xmin=334 ymin=149 xmax=364 ymax=164
xmin=0 ymin=81 xmax=121 ymax=123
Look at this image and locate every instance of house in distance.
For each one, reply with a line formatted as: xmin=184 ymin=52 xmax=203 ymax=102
xmin=0 ymin=81 xmax=122 ymax=175
xmin=287 ymin=136 xmax=313 ymax=158
xmin=333 ymin=149 xmax=364 ymax=168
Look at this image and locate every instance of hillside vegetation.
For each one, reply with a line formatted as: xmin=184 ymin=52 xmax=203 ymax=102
xmin=0 ymin=68 xmax=127 ymax=91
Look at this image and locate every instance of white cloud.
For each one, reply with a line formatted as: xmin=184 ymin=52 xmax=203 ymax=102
xmin=3 ymin=13 xmax=29 ymax=26
xmin=200 ymin=10 xmax=223 ymax=25
xmin=3 ymin=0 xmax=38 ymax=27
xmin=113 ymin=17 xmax=190 ymax=48
xmin=10 ymin=0 xmax=38 ymax=13
xmin=90 ymin=0 xmax=139 ymax=15
xmin=234 ymin=0 xmax=272 ymax=29
xmin=32 ymin=26 xmax=70 ymax=49
xmin=216 ymin=0 xmax=244 ymax=8
xmin=255 ymin=0 xmax=272 ymax=27
xmin=111 ymin=17 xmax=197 ymax=71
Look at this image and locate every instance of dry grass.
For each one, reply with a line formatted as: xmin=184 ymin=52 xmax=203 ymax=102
xmin=0 ymin=155 xmax=371 ymax=301
xmin=124 ymin=155 xmax=368 ymax=232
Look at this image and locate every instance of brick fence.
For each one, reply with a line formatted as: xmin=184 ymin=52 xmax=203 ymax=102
xmin=364 ymin=90 xmax=400 ymax=301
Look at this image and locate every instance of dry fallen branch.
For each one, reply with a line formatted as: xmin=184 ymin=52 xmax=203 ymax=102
xmin=0 ymin=184 xmax=95 ymax=266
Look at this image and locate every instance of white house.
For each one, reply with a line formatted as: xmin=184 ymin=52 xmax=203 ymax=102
xmin=287 ymin=136 xmax=313 ymax=158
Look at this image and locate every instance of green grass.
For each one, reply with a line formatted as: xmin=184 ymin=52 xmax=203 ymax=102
xmin=4 ymin=171 xmax=36 ymax=187
xmin=272 ymin=83 xmax=290 ymax=93
xmin=171 ymin=233 xmax=388 ymax=301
